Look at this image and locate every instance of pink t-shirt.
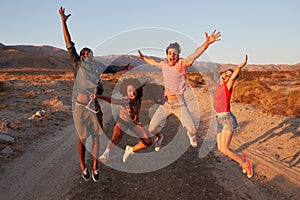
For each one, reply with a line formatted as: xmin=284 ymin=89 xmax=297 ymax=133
xmin=160 ymin=58 xmax=188 ymax=96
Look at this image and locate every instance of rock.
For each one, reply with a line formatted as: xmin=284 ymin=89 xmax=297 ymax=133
xmin=0 ymin=118 xmax=9 ymax=133
xmin=1 ymin=145 xmax=14 ymax=156
xmin=28 ymin=110 xmax=47 ymax=120
xmin=35 ymin=110 xmax=46 ymax=118
xmin=0 ymin=133 xmax=15 ymax=143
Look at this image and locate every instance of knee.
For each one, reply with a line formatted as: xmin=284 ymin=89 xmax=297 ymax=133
xmin=219 ymin=147 xmax=230 ymax=155
xmin=142 ymin=138 xmax=152 ymax=147
xmin=148 ymin=125 xmax=158 ymax=135
xmin=112 ymin=134 xmax=122 ymax=143
xmin=187 ymin=126 xmax=196 ymax=135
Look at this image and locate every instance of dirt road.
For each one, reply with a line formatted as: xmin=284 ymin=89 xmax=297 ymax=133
xmin=0 ymin=89 xmax=299 ymax=199
xmin=0 ymin=111 xmax=298 ymax=199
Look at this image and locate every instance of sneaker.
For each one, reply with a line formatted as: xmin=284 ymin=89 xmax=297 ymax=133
xmin=99 ymin=150 xmax=110 ymax=163
xmin=242 ymin=155 xmax=247 ymax=174
xmin=246 ymin=159 xmax=253 ymax=178
xmin=154 ymin=134 xmax=163 ymax=151
xmin=122 ymin=145 xmax=134 ymax=163
xmin=81 ymin=168 xmax=90 ymax=181
xmin=187 ymin=132 xmax=198 ymax=148
xmin=92 ymin=169 xmax=100 ymax=182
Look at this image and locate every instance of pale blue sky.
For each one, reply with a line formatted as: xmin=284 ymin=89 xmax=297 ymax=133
xmin=1 ymin=0 xmax=299 ymax=64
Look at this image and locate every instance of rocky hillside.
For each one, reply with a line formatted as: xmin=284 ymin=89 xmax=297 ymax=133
xmin=0 ymin=43 xmax=299 ymax=71
xmin=0 ymin=43 xmax=71 ymax=70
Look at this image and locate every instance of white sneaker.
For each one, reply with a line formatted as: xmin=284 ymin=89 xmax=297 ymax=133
xmin=154 ymin=134 xmax=164 ymax=151
xmin=122 ymin=145 xmax=134 ymax=163
xmin=99 ymin=149 xmax=110 ymax=163
xmin=187 ymin=132 xmax=198 ymax=148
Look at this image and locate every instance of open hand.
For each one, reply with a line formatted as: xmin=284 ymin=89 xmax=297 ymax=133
xmin=137 ymin=50 xmax=144 ymax=60
xmin=205 ymin=30 xmax=221 ymax=45
xmin=59 ymin=7 xmax=71 ymax=22
xmin=240 ymin=54 xmax=248 ymax=68
xmin=90 ymin=94 xmax=97 ymax=99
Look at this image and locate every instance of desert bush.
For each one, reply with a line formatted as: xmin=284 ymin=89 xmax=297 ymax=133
xmin=232 ymin=75 xmax=300 ymax=117
xmin=287 ymin=90 xmax=300 ymax=117
xmin=232 ymin=79 xmax=271 ymax=104
xmin=186 ymin=72 xmax=205 ymax=88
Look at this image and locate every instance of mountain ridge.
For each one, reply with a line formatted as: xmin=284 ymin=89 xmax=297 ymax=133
xmin=0 ymin=43 xmax=299 ymax=71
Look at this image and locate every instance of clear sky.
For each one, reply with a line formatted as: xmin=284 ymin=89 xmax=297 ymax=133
xmin=1 ymin=0 xmax=299 ymax=64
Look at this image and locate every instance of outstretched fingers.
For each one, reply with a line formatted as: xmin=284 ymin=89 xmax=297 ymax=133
xmin=243 ymin=54 xmax=248 ymax=65
xmin=137 ymin=50 xmax=144 ymax=59
xmin=212 ymin=30 xmax=221 ymax=41
xmin=59 ymin=6 xmax=71 ymax=21
xmin=204 ymin=30 xmax=221 ymax=44
xmin=59 ymin=6 xmax=65 ymax=15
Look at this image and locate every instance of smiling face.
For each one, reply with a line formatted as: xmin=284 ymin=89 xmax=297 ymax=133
xmin=220 ymin=69 xmax=233 ymax=83
xmin=126 ymin=84 xmax=137 ymax=100
xmin=84 ymin=50 xmax=93 ymax=61
xmin=167 ymin=48 xmax=179 ymax=66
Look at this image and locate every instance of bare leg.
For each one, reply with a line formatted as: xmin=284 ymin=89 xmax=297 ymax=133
xmin=78 ymin=138 xmax=86 ymax=170
xmin=186 ymin=125 xmax=196 ymax=137
xmin=106 ymin=124 xmax=125 ymax=151
xmin=130 ymin=125 xmax=152 ymax=152
xmin=92 ymin=136 xmax=99 ymax=170
xmin=217 ymin=130 xmax=247 ymax=168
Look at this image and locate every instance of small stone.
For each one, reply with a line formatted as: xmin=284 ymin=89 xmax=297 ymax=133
xmin=1 ymin=145 xmax=14 ymax=156
xmin=0 ymin=133 xmax=15 ymax=143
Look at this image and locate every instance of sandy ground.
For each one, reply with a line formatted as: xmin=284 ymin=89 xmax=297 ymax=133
xmin=0 ymin=72 xmax=299 ymax=200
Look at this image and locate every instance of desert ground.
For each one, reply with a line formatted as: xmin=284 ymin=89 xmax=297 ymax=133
xmin=0 ymin=69 xmax=299 ymax=200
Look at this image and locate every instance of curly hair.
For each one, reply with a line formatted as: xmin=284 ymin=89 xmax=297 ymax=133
xmin=120 ymin=78 xmax=144 ymax=100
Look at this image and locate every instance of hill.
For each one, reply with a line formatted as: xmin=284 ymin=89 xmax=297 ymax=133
xmin=0 ymin=43 xmax=71 ymax=71
xmin=1 ymin=43 xmax=300 ymax=72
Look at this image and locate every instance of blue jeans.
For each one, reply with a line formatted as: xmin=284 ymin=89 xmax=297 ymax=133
xmin=216 ymin=111 xmax=239 ymax=131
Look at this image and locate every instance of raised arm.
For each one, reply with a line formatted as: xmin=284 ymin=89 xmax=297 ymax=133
xmin=184 ymin=30 xmax=221 ymax=67
xmin=59 ymin=7 xmax=72 ymax=44
xmin=91 ymin=94 xmax=128 ymax=105
xmin=227 ymin=54 xmax=248 ymax=90
xmin=103 ymin=63 xmax=133 ymax=74
xmin=138 ymin=50 xmax=161 ymax=68
xmin=59 ymin=7 xmax=81 ymax=76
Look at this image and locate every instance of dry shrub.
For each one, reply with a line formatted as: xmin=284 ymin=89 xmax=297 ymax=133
xmin=187 ymin=72 xmax=205 ymax=88
xmin=258 ymin=88 xmax=287 ymax=116
xmin=232 ymin=79 xmax=271 ymax=104
xmin=232 ymin=75 xmax=300 ymax=117
xmin=287 ymin=90 xmax=300 ymax=117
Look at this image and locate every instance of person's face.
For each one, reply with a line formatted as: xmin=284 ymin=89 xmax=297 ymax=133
xmin=126 ymin=84 xmax=137 ymax=100
xmin=166 ymin=48 xmax=179 ymax=66
xmin=220 ymin=70 xmax=233 ymax=83
xmin=83 ymin=50 xmax=93 ymax=61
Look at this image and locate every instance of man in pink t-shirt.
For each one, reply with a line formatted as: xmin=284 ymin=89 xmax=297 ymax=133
xmin=138 ymin=30 xmax=221 ymax=151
